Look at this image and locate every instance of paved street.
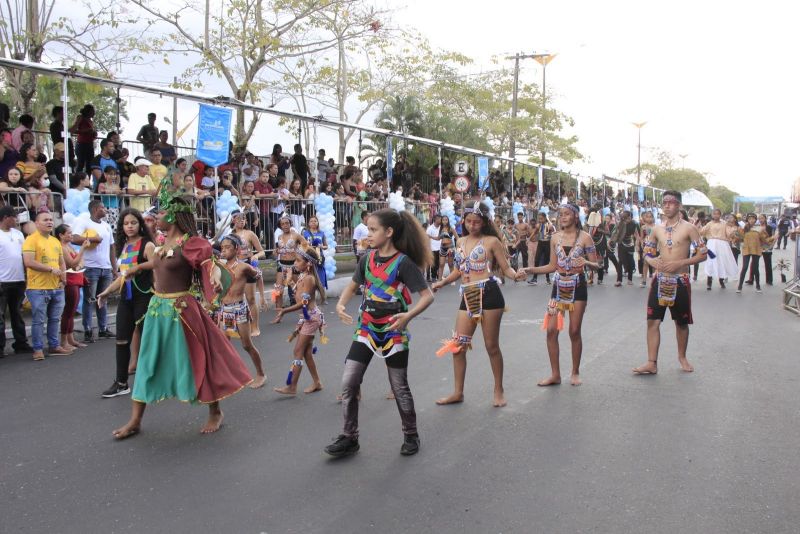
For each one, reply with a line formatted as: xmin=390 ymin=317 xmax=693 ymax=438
xmin=2 ymin=250 xmax=799 ymax=533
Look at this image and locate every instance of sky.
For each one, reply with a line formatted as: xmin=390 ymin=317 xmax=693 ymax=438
xmin=62 ymin=0 xmax=800 ymax=197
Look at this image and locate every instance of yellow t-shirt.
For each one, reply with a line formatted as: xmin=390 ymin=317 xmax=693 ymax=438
xmin=127 ymin=173 xmax=157 ymax=212
xmin=22 ymin=232 xmax=63 ymax=290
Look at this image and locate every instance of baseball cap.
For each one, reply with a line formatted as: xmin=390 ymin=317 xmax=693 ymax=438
xmin=136 ymin=159 xmax=152 ymax=167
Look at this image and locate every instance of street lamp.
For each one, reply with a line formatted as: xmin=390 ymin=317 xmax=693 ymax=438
xmin=632 ymin=121 xmax=647 ymax=184
xmin=505 ymin=52 xmax=555 ymax=165
xmin=679 ymin=153 xmax=688 ymax=169
xmin=533 ymin=53 xmax=557 ymax=169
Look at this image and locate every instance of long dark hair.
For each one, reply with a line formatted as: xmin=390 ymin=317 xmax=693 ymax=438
xmin=300 ymin=246 xmax=326 ymax=304
xmin=114 ymin=208 xmax=154 ymax=256
xmin=370 ymin=208 xmax=432 ymax=269
xmin=463 ymin=200 xmax=501 ymax=240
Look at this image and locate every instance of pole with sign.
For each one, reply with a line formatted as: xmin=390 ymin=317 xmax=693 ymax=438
xmin=386 ymin=137 xmax=394 ymax=185
xmin=196 ymin=104 xmax=233 ymax=202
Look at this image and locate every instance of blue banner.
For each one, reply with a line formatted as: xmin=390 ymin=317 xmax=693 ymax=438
xmin=638 ymin=185 xmax=645 ymax=201
xmin=196 ymin=104 xmax=232 ymax=167
xmin=477 ymin=157 xmax=489 ymax=191
xmin=386 ymin=138 xmax=393 ymax=181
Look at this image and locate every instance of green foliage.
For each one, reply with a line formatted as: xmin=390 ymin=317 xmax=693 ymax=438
xmin=622 ymin=149 xmax=739 ymax=212
xmin=0 ymin=68 xmax=127 ymax=136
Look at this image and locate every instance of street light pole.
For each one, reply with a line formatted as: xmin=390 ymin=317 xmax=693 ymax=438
xmin=505 ymin=51 xmax=555 ymax=166
xmin=534 ymin=54 xmax=556 ymax=168
xmin=679 ymin=153 xmax=688 ymax=169
xmin=632 ymin=121 xmax=647 ymax=184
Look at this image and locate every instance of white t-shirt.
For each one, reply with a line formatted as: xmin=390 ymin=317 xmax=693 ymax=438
xmin=353 ymin=223 xmax=369 ymax=252
xmin=72 ymin=217 xmax=113 ymax=269
xmin=0 ymin=228 xmax=26 ymax=282
xmin=427 ymin=224 xmax=441 ymax=252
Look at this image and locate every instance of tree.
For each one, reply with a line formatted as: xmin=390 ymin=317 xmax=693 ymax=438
xmin=120 ymin=0 xmax=384 ymax=155
xmin=419 ymin=62 xmax=582 ymax=167
xmin=0 ymin=67 xmax=128 ymax=136
xmin=0 ymin=0 xmax=139 ymax=113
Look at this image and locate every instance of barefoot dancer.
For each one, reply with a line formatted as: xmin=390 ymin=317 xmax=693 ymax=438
xmin=325 ymin=209 xmax=433 ymax=458
xmin=521 ymin=203 xmax=600 ymax=386
xmin=112 ymin=195 xmax=252 ymax=439
xmin=638 ymin=210 xmax=655 ymax=287
xmin=97 ymin=209 xmax=155 ymax=399
xmin=272 ymin=216 xmax=304 ymax=321
xmin=432 ymin=201 xmax=521 ymax=408
xmin=231 ymin=212 xmax=267 ymax=336
xmin=633 ymin=190 xmax=707 ymax=375
xmin=273 ymin=245 xmax=327 ymax=395
xmin=215 ymin=234 xmax=267 ymax=389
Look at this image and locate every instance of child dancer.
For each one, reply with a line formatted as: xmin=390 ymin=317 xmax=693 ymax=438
xmin=325 ymin=208 xmax=433 ymax=458
xmin=216 ymin=234 xmax=267 ymax=388
xmin=273 ymin=245 xmax=327 ymax=395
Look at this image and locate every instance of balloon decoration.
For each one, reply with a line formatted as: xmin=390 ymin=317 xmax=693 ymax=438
xmin=388 ymin=191 xmax=405 ymax=212
xmin=631 ymin=204 xmax=640 ymax=223
xmin=64 ymin=189 xmax=91 ymax=217
xmin=314 ymin=194 xmax=337 ymax=281
xmin=512 ymin=201 xmax=524 ymax=219
xmin=215 ymin=190 xmax=241 ymax=238
xmin=440 ymin=195 xmax=457 ymax=227
xmin=539 ymin=205 xmax=550 ymax=215
xmin=482 ymin=196 xmax=495 ymax=220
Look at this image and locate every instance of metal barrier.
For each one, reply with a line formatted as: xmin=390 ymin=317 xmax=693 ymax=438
xmin=122 ymin=140 xmax=196 ymax=162
xmin=0 ymin=190 xmax=65 ymax=222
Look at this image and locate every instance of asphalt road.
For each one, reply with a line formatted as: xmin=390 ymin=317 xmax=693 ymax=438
xmin=2 ymin=249 xmax=799 ymax=534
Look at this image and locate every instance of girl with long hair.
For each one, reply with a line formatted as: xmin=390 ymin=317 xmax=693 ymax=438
xmin=273 ymin=245 xmax=327 ymax=395
xmin=325 ymin=209 xmax=433 ymax=457
xmin=97 ymin=208 xmax=155 ymax=398
xmin=301 ymin=215 xmax=328 ymax=290
xmin=432 ymin=200 xmax=521 ymax=408
xmin=272 ymin=215 xmax=305 ymax=321
xmin=521 ymin=204 xmax=600 ymax=386
xmin=111 ymin=196 xmax=251 ymax=439
xmin=231 ymin=212 xmax=267 ymax=336
xmin=437 ymin=215 xmax=457 ymax=280
xmin=55 ymin=224 xmax=90 ymax=351
xmin=611 ymin=210 xmax=638 ymax=286
xmin=737 ymin=213 xmax=767 ymax=293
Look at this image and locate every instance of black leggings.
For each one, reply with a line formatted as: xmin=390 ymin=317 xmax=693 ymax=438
xmin=342 ymin=342 xmax=416 ymax=439
xmin=738 ymin=255 xmax=760 ymax=288
xmin=533 ymin=241 xmax=551 ymax=282
xmin=115 ymin=295 xmax=151 ymax=384
xmin=617 ymin=245 xmax=635 ymax=282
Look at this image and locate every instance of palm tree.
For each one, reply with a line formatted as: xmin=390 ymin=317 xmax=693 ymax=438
xmin=374 ymin=95 xmax=423 ymax=136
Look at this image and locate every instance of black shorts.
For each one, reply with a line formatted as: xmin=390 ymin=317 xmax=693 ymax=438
xmin=550 ymin=274 xmax=588 ymax=302
xmin=346 ymin=341 xmax=409 ymax=369
xmin=277 ymin=259 xmax=294 ymax=273
xmin=647 ymin=274 xmax=693 ymax=325
xmin=458 ymin=279 xmax=505 ymax=311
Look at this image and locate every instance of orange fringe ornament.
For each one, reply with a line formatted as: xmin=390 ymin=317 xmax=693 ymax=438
xmin=540 ymin=301 xmax=564 ymax=331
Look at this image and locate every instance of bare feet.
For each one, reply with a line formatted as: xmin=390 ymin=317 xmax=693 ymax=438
xmin=537 ymin=376 xmax=562 ymax=386
xmin=570 ymin=374 xmax=582 ymax=386
xmin=336 ymin=392 xmax=361 ymax=401
xmin=72 ymin=341 xmax=88 ymax=348
xmin=248 ymin=374 xmax=267 ymax=389
xmin=200 ymin=411 xmax=224 ymax=434
xmin=49 ymin=346 xmax=74 ymax=355
xmin=273 ymin=386 xmax=297 ymax=395
xmin=112 ymin=420 xmax=141 ymax=440
xmin=386 ymin=391 xmax=395 ymax=400
xmin=435 ymin=393 xmax=464 ymax=405
xmin=251 ymin=328 xmax=261 ymax=337
xmin=632 ymin=361 xmax=658 ymax=375
xmin=303 ymin=382 xmax=323 ymax=394
xmin=270 ymin=314 xmax=282 ymax=325
xmin=493 ymin=390 xmax=507 ymax=408
xmin=678 ymin=357 xmax=694 ymax=372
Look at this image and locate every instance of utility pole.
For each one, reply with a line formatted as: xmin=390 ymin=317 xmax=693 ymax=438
xmin=204 ymin=0 xmax=210 ymax=50
xmin=679 ymin=153 xmax=688 ymax=169
xmin=505 ymin=52 xmax=555 ymax=176
xmin=172 ymin=76 xmax=178 ymax=144
xmin=632 ymin=121 xmax=647 ymax=184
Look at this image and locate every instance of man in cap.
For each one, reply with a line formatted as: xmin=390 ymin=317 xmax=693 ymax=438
xmin=126 ymin=159 xmax=158 ymax=212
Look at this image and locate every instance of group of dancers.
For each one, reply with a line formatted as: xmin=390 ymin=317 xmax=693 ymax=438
xmin=107 ymin=188 xmax=710 ymax=459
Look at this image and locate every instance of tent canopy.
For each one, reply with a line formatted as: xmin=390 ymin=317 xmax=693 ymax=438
xmin=681 ymin=188 xmax=713 ymax=208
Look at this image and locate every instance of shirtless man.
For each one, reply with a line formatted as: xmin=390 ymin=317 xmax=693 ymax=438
xmin=633 ymin=190 xmax=707 ymax=375
xmin=231 ymin=211 xmax=268 ymax=336
xmin=513 ymin=211 xmax=531 ymax=271
xmin=216 ymin=234 xmax=267 ymax=388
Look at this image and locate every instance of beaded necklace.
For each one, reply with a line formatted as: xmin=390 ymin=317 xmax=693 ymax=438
xmin=664 ymin=219 xmax=682 ymax=251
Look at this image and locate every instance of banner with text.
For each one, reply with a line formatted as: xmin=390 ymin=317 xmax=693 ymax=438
xmin=196 ymin=104 xmax=232 ymax=167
